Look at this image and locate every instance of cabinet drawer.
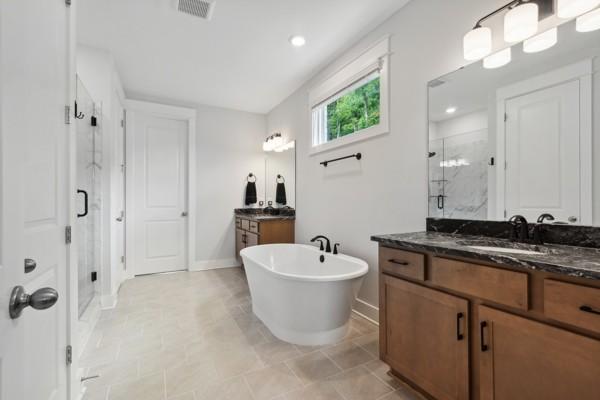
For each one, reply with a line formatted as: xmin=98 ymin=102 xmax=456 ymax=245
xmin=380 ymin=247 xmax=425 ymax=281
xmin=249 ymin=220 xmax=259 ymax=233
xmin=246 ymin=232 xmax=258 ymax=247
xmin=544 ymin=280 xmax=600 ymax=334
xmin=241 ymin=219 xmax=250 ymax=231
xmin=430 ymin=257 xmax=529 ymax=310
xmin=235 ymin=218 xmax=242 ymax=228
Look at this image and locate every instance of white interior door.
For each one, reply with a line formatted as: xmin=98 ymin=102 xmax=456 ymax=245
xmin=505 ymin=80 xmax=581 ymax=223
xmin=132 ymin=113 xmax=188 ymax=275
xmin=0 ymin=0 xmax=70 ymax=399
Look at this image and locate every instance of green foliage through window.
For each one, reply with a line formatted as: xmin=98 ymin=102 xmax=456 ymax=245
xmin=326 ymin=75 xmax=380 ymax=141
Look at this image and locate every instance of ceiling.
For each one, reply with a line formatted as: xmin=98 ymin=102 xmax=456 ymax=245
xmin=77 ymin=0 xmax=411 ymax=114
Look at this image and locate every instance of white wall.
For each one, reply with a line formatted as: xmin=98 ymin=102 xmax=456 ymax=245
xmin=77 ymin=45 xmax=125 ymax=308
xmin=266 ymin=0 xmax=512 ymax=321
xmin=193 ymin=105 xmax=267 ymax=269
xmin=431 ymin=110 xmax=488 ymax=140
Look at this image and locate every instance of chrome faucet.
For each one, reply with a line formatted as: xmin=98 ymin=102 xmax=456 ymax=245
xmin=310 ymin=235 xmax=332 ymax=253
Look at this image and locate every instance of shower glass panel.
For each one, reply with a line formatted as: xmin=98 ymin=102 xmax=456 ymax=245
xmin=428 ymin=130 xmax=488 ymax=220
xmin=76 ymin=77 xmax=102 ymax=317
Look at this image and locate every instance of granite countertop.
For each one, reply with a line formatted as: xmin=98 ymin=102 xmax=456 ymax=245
xmin=371 ymin=231 xmax=600 ymax=280
xmin=234 ymin=208 xmax=295 ymax=221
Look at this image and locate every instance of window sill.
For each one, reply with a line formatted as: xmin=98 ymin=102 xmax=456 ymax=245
xmin=309 ymin=124 xmax=389 ymax=156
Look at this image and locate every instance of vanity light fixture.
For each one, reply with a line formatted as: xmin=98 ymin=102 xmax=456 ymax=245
xmin=504 ymin=2 xmax=539 ymax=42
xmin=263 ymin=133 xmax=285 ymax=152
xmin=523 ymin=27 xmax=558 ymax=52
xmin=576 ymin=7 xmax=600 ymax=31
xmin=463 ymin=27 xmax=493 ymax=60
xmin=557 ymin=0 xmax=600 ymax=18
xmin=484 ymin=47 xmax=512 ymax=69
xmin=289 ymin=35 xmax=306 ymax=47
xmin=446 ymin=107 xmax=457 ymax=114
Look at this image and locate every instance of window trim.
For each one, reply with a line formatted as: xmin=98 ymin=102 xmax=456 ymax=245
xmin=309 ymin=36 xmax=390 ymax=155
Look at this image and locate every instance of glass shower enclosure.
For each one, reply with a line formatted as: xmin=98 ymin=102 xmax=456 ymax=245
xmin=76 ymin=77 xmax=102 ymax=317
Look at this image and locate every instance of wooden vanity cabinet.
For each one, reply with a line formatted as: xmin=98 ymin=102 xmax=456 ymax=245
xmin=378 ymin=245 xmax=600 ymax=400
xmin=235 ymin=217 xmax=294 ymax=263
xmin=380 ymin=275 xmax=469 ymax=400
xmin=478 ymin=305 xmax=600 ymax=400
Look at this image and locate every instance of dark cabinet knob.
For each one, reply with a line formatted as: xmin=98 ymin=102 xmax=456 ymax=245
xmin=9 ymin=286 xmax=59 ymax=319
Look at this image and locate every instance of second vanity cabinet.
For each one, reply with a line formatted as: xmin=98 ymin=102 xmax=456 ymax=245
xmin=235 ymin=216 xmax=294 ymax=262
xmin=378 ymin=245 xmax=600 ymax=400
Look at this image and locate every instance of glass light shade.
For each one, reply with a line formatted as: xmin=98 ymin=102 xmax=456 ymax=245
xmin=262 ymin=141 xmax=271 ymax=152
xmin=271 ymin=134 xmax=283 ymax=148
xmin=504 ymin=3 xmax=539 ymax=43
xmin=463 ymin=27 xmax=492 ymax=61
xmin=483 ymin=48 xmax=512 ymax=69
xmin=558 ymin=0 xmax=600 ymax=18
xmin=576 ymin=7 xmax=600 ymax=31
xmin=523 ymin=27 xmax=557 ymax=53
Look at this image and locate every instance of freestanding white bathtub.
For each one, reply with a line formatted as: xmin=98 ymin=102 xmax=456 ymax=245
xmin=240 ymin=244 xmax=368 ymax=346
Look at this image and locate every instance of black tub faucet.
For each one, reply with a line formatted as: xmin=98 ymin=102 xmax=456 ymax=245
xmin=508 ymin=215 xmax=529 ymax=242
xmin=310 ymin=235 xmax=331 ymax=253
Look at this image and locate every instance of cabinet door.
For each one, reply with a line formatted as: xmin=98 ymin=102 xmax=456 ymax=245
xmin=479 ymin=305 xmax=600 ymax=400
xmin=381 ymin=275 xmax=469 ymax=400
xmin=246 ymin=232 xmax=258 ymax=247
xmin=236 ymin=228 xmax=246 ymax=261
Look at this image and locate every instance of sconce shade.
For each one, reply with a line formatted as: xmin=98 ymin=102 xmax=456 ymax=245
xmin=504 ymin=3 xmax=539 ymax=42
xmin=523 ymin=27 xmax=557 ymax=52
xmin=483 ymin=47 xmax=512 ymax=69
xmin=558 ymin=0 xmax=600 ymax=18
xmin=463 ymin=27 xmax=492 ymax=61
xmin=576 ymin=7 xmax=600 ymax=31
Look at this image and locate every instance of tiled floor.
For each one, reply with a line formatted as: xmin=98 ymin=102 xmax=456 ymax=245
xmin=81 ymin=268 xmax=424 ymax=400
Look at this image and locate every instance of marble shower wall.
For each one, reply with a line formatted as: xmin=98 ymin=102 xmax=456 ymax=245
xmin=429 ymin=129 xmax=488 ymax=220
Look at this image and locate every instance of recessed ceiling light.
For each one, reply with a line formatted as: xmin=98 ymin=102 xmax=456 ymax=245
xmin=289 ymin=35 xmax=306 ymax=47
xmin=446 ymin=107 xmax=457 ymax=114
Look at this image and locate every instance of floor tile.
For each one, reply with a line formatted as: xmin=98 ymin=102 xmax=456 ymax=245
xmin=253 ymin=339 xmax=301 ymax=365
xmin=364 ymin=359 xmax=402 ymax=390
xmin=283 ymin=381 xmax=345 ymax=400
xmin=323 ymin=340 xmax=375 ymax=370
xmin=108 ymin=372 xmax=165 ymax=400
xmin=327 ymin=366 xmax=393 ymax=400
xmin=285 ymin=351 xmax=341 ymax=383
xmin=165 ymin=358 xmax=218 ymax=398
xmin=243 ymin=363 xmax=302 ymax=400
xmin=194 ymin=376 xmax=254 ymax=400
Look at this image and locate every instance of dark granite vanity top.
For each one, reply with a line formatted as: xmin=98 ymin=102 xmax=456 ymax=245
xmin=371 ymin=232 xmax=600 ymax=281
xmin=234 ymin=208 xmax=295 ymax=221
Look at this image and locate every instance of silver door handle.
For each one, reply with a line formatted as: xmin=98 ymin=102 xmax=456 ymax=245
xmin=181 ymin=212 xmax=188 ymax=217
xmin=9 ymin=286 xmax=59 ymax=319
xmin=568 ymin=216 xmax=578 ymax=223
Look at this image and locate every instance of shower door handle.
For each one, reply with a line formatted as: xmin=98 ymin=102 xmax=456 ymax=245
xmin=77 ymin=190 xmax=88 ymax=218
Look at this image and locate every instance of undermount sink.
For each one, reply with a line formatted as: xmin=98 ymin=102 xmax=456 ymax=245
xmin=467 ymin=246 xmax=545 ymax=255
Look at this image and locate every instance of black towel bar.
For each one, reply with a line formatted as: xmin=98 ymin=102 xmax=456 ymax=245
xmin=320 ymin=153 xmax=362 ymax=167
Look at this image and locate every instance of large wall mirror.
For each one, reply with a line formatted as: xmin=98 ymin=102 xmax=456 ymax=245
xmin=265 ymin=141 xmax=296 ymax=209
xmin=428 ymin=19 xmax=600 ymax=226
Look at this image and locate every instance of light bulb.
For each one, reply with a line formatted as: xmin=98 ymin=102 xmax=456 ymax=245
xmin=523 ymin=27 xmax=557 ymax=53
xmin=504 ymin=3 xmax=539 ymax=43
xmin=483 ymin=48 xmax=512 ymax=69
xmin=576 ymin=7 xmax=600 ymax=31
xmin=558 ymin=0 xmax=600 ymax=18
xmin=463 ymin=27 xmax=492 ymax=61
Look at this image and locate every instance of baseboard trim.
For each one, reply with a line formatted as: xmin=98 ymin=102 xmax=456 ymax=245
xmin=353 ymin=298 xmax=379 ymax=324
xmin=190 ymin=258 xmax=241 ymax=271
xmin=100 ymin=293 xmax=118 ymax=310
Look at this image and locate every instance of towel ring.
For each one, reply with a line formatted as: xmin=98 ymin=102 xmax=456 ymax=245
xmin=276 ymin=174 xmax=285 ymax=183
xmin=247 ymin=173 xmax=256 ymax=183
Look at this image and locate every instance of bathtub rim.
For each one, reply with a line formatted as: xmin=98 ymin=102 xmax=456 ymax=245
xmin=240 ymin=243 xmax=368 ymax=282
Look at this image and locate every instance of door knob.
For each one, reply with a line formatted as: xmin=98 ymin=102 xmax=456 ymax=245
xmin=181 ymin=211 xmax=188 ymax=217
xmin=568 ymin=216 xmax=578 ymax=223
xmin=9 ymin=286 xmax=59 ymax=319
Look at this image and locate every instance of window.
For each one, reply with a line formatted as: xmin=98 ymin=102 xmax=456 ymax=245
xmin=310 ymin=37 xmax=389 ymax=153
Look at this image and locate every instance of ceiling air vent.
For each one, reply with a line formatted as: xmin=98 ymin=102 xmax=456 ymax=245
xmin=177 ymin=0 xmax=216 ymax=20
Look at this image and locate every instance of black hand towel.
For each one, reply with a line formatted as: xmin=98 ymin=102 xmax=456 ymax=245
xmin=245 ymin=181 xmax=257 ymax=205
xmin=276 ymin=182 xmax=287 ymax=205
